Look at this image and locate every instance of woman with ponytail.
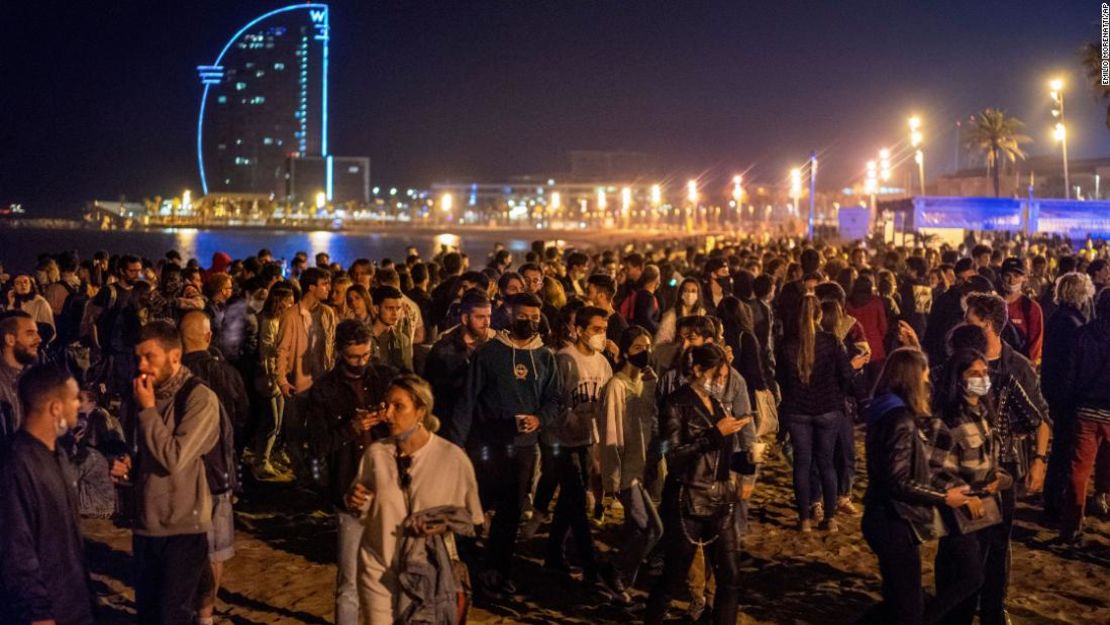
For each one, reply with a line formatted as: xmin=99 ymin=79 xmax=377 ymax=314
xmin=779 ymin=293 xmax=859 ymax=532
xmin=347 ymin=374 xmax=482 ymax=624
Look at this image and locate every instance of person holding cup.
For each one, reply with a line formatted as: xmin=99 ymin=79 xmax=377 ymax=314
xmin=305 ymin=320 xmax=397 ymax=625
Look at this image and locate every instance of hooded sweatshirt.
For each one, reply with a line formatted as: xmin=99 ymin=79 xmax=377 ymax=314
xmin=447 ymin=330 xmax=561 ymax=448
xmin=546 ymin=344 xmax=612 ymax=448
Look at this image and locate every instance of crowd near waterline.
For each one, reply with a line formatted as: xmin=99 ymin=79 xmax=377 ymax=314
xmin=3 ymin=232 xmax=1110 ymax=625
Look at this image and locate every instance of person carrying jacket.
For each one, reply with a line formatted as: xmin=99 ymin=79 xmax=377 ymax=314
xmin=446 ymin=292 xmax=561 ymax=599
xmin=304 ymin=319 xmax=396 ymax=625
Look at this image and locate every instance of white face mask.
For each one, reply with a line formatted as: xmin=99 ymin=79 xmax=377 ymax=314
xmin=965 ymin=376 xmax=991 ymax=398
xmin=682 ymin=292 xmax=699 ymax=308
xmin=587 ymin=333 xmax=608 ymax=353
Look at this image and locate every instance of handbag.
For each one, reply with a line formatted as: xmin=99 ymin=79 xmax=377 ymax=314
xmin=753 ymin=388 xmax=779 ymax=438
xmin=951 ymin=493 xmax=1003 ymax=534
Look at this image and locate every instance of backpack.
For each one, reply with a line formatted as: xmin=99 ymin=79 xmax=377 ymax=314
xmin=1000 ymin=296 xmax=1034 ymax=358
xmin=173 ymin=376 xmax=240 ymax=495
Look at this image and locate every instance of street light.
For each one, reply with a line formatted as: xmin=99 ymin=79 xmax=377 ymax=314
xmin=687 ymin=179 xmax=698 ymax=204
xmin=731 ymin=175 xmax=744 ymax=202
xmin=909 ymin=116 xmax=925 ymax=195
xmin=550 ymin=191 xmax=561 ymax=211
xmin=440 ymin=192 xmax=453 ymax=212
xmin=650 ymin=184 xmax=662 ymax=206
xmin=621 ymin=186 xmax=632 ymax=213
xmin=1051 ymin=78 xmax=1070 ymax=199
xmin=597 ymin=188 xmax=607 ymax=211
xmin=879 ymin=148 xmax=891 ymax=183
xmin=790 ymin=168 xmax=802 ymax=216
xmin=315 ymin=191 xmax=326 ymax=211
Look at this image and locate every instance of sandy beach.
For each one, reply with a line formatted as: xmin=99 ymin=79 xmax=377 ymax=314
xmin=82 ymin=434 xmax=1110 ymax=625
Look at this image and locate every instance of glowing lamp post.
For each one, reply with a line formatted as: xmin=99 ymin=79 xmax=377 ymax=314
xmin=909 ymin=116 xmax=925 ymax=195
xmin=1051 ymin=79 xmax=1070 ymax=198
xmin=686 ymin=180 xmax=698 ymax=231
xmin=879 ymin=148 xmax=891 ymax=184
xmin=315 ymin=191 xmax=326 ymax=212
xmin=790 ymin=168 xmax=802 ymax=217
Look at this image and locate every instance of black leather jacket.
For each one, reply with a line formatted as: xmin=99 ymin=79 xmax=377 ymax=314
xmin=863 ymin=398 xmax=946 ymax=541
xmin=661 ymin=385 xmax=736 ymax=489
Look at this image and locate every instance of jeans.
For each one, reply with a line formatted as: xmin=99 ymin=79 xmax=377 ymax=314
xmin=615 ymin=482 xmax=663 ymax=589
xmin=859 ymin=506 xmax=923 ymax=625
xmin=787 ymin=411 xmax=841 ymax=521
xmin=283 ymin=393 xmax=310 ymax=479
xmin=933 ymin=530 xmax=988 ymax=625
xmin=253 ymin=392 xmax=284 ymax=465
xmin=335 ymin=510 xmax=364 ymax=625
xmin=1061 ymin=418 xmax=1110 ymax=535
xmin=1043 ymin=405 xmax=1075 ymax=516
xmin=546 ymin=445 xmax=598 ymax=575
xmin=134 ymin=533 xmax=209 ymax=625
xmin=532 ymin=442 xmax=559 ymax=516
xmin=978 ymin=474 xmax=1016 ymax=625
xmin=473 ymin=443 xmax=538 ymax=581
xmin=645 ymin=482 xmax=743 ymax=625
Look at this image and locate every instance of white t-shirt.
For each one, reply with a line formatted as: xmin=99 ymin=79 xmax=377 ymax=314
xmin=557 ymin=345 xmax=613 ymax=444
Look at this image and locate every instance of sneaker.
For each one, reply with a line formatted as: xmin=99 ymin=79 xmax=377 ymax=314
xmin=837 ymin=496 xmax=859 ymax=516
xmin=1093 ymin=493 xmax=1110 ymax=518
xmin=251 ymin=461 xmax=280 ymax=480
xmin=811 ymin=501 xmax=825 ymax=523
xmin=819 ymin=518 xmax=839 ymax=534
xmin=686 ymin=595 xmax=707 ymax=622
xmin=798 ymin=519 xmax=813 ymax=533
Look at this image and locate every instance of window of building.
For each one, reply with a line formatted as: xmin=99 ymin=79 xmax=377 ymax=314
xmin=273 ymin=62 xmax=285 ymax=70
xmin=217 ymin=95 xmax=227 ymax=104
xmin=235 ymin=82 xmax=247 ymax=91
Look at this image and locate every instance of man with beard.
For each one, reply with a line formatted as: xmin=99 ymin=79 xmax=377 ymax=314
xmin=83 ymin=254 xmax=144 ymax=398
xmin=305 ymin=320 xmax=395 ymax=625
xmin=424 ymin=289 xmax=494 ymax=430
xmin=0 ymin=311 xmax=42 ymax=446
xmin=110 ymin=320 xmax=219 ymax=625
xmin=448 ymin=292 xmax=561 ymax=600
xmin=0 ymin=364 xmax=95 ymax=625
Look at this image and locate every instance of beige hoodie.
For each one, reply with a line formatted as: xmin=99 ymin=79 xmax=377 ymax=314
xmin=134 ymin=367 xmax=220 ymax=537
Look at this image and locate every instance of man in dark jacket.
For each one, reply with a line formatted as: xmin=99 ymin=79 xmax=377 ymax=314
xmin=898 ymin=256 xmax=932 ymax=341
xmin=424 ymin=290 xmax=494 ymax=427
xmin=179 ymin=311 xmax=249 ymax=449
xmin=0 ymin=311 xmax=41 ymax=447
xmin=1040 ymin=273 xmax=1091 ymax=520
xmin=448 ymin=292 xmax=561 ymax=598
xmin=923 ymin=258 xmax=976 ymax=365
xmin=305 ymin=320 xmax=396 ymax=625
xmin=0 ymin=364 xmax=95 ymax=625
xmin=1060 ymin=288 xmax=1110 ymax=544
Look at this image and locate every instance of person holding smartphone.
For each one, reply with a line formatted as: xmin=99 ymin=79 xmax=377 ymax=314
xmin=645 ymin=344 xmax=751 ymax=625
xmin=305 ymin=320 xmax=396 ymax=625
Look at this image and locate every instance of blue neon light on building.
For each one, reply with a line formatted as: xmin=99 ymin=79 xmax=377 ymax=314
xmin=196 ymin=4 xmax=330 ymax=196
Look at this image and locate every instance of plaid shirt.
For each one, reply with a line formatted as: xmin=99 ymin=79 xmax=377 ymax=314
xmin=928 ymin=402 xmax=997 ymax=489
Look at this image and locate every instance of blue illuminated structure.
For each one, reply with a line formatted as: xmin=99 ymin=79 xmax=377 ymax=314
xmin=196 ymin=4 xmax=330 ymax=197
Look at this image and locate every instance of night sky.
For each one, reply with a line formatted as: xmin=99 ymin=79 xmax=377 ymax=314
xmin=1 ymin=0 xmax=1106 ymax=214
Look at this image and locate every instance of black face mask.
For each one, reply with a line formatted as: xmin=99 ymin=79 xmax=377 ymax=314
xmin=627 ymin=349 xmax=651 ymax=369
xmin=717 ymin=276 xmax=731 ymax=289
xmin=511 ymin=318 xmax=538 ymax=340
xmin=342 ymin=362 xmax=367 ymax=378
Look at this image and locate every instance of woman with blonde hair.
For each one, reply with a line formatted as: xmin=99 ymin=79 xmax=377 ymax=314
xmin=779 ymin=293 xmax=859 ymax=532
xmin=347 ymin=374 xmax=482 ymax=624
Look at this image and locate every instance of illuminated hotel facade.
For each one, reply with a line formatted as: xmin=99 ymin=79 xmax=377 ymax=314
xmin=196 ymin=4 xmax=331 ymax=198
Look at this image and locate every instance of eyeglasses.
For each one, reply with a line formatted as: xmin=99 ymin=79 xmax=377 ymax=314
xmin=395 ymin=451 xmax=412 ymax=491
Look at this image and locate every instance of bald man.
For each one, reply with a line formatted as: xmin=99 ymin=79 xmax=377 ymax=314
xmin=177 ymin=311 xmax=247 ymax=625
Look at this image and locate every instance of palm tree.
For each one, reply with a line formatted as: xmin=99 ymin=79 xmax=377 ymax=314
xmin=963 ymin=109 xmax=1031 ymax=197
xmin=1080 ymin=42 xmax=1110 ymax=129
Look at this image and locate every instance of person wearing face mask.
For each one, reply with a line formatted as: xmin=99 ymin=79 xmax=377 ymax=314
xmin=601 ymin=326 xmax=661 ymax=600
xmin=928 ymin=349 xmax=1009 ymax=624
xmin=346 ymin=374 xmax=483 ymax=624
xmin=447 ymin=292 xmax=561 ymax=600
xmin=0 ymin=364 xmax=96 ymax=625
xmin=997 ymin=258 xmax=1044 ymax=365
xmin=702 ymin=257 xmax=732 ymax=313
xmin=542 ymin=306 xmax=620 ymax=598
xmin=655 ymin=277 xmax=707 ymax=345
xmin=645 ymin=344 xmax=750 ymax=625
xmin=305 ymin=320 xmax=397 ymax=625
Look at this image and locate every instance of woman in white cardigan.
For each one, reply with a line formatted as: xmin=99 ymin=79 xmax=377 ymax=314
xmin=346 ymin=374 xmax=482 ymax=624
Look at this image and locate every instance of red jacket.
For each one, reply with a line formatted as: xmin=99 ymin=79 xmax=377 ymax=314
xmin=847 ymin=295 xmax=889 ymax=364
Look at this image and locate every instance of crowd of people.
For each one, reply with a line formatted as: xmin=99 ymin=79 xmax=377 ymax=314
xmin=0 ymin=232 xmax=1107 ymax=625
